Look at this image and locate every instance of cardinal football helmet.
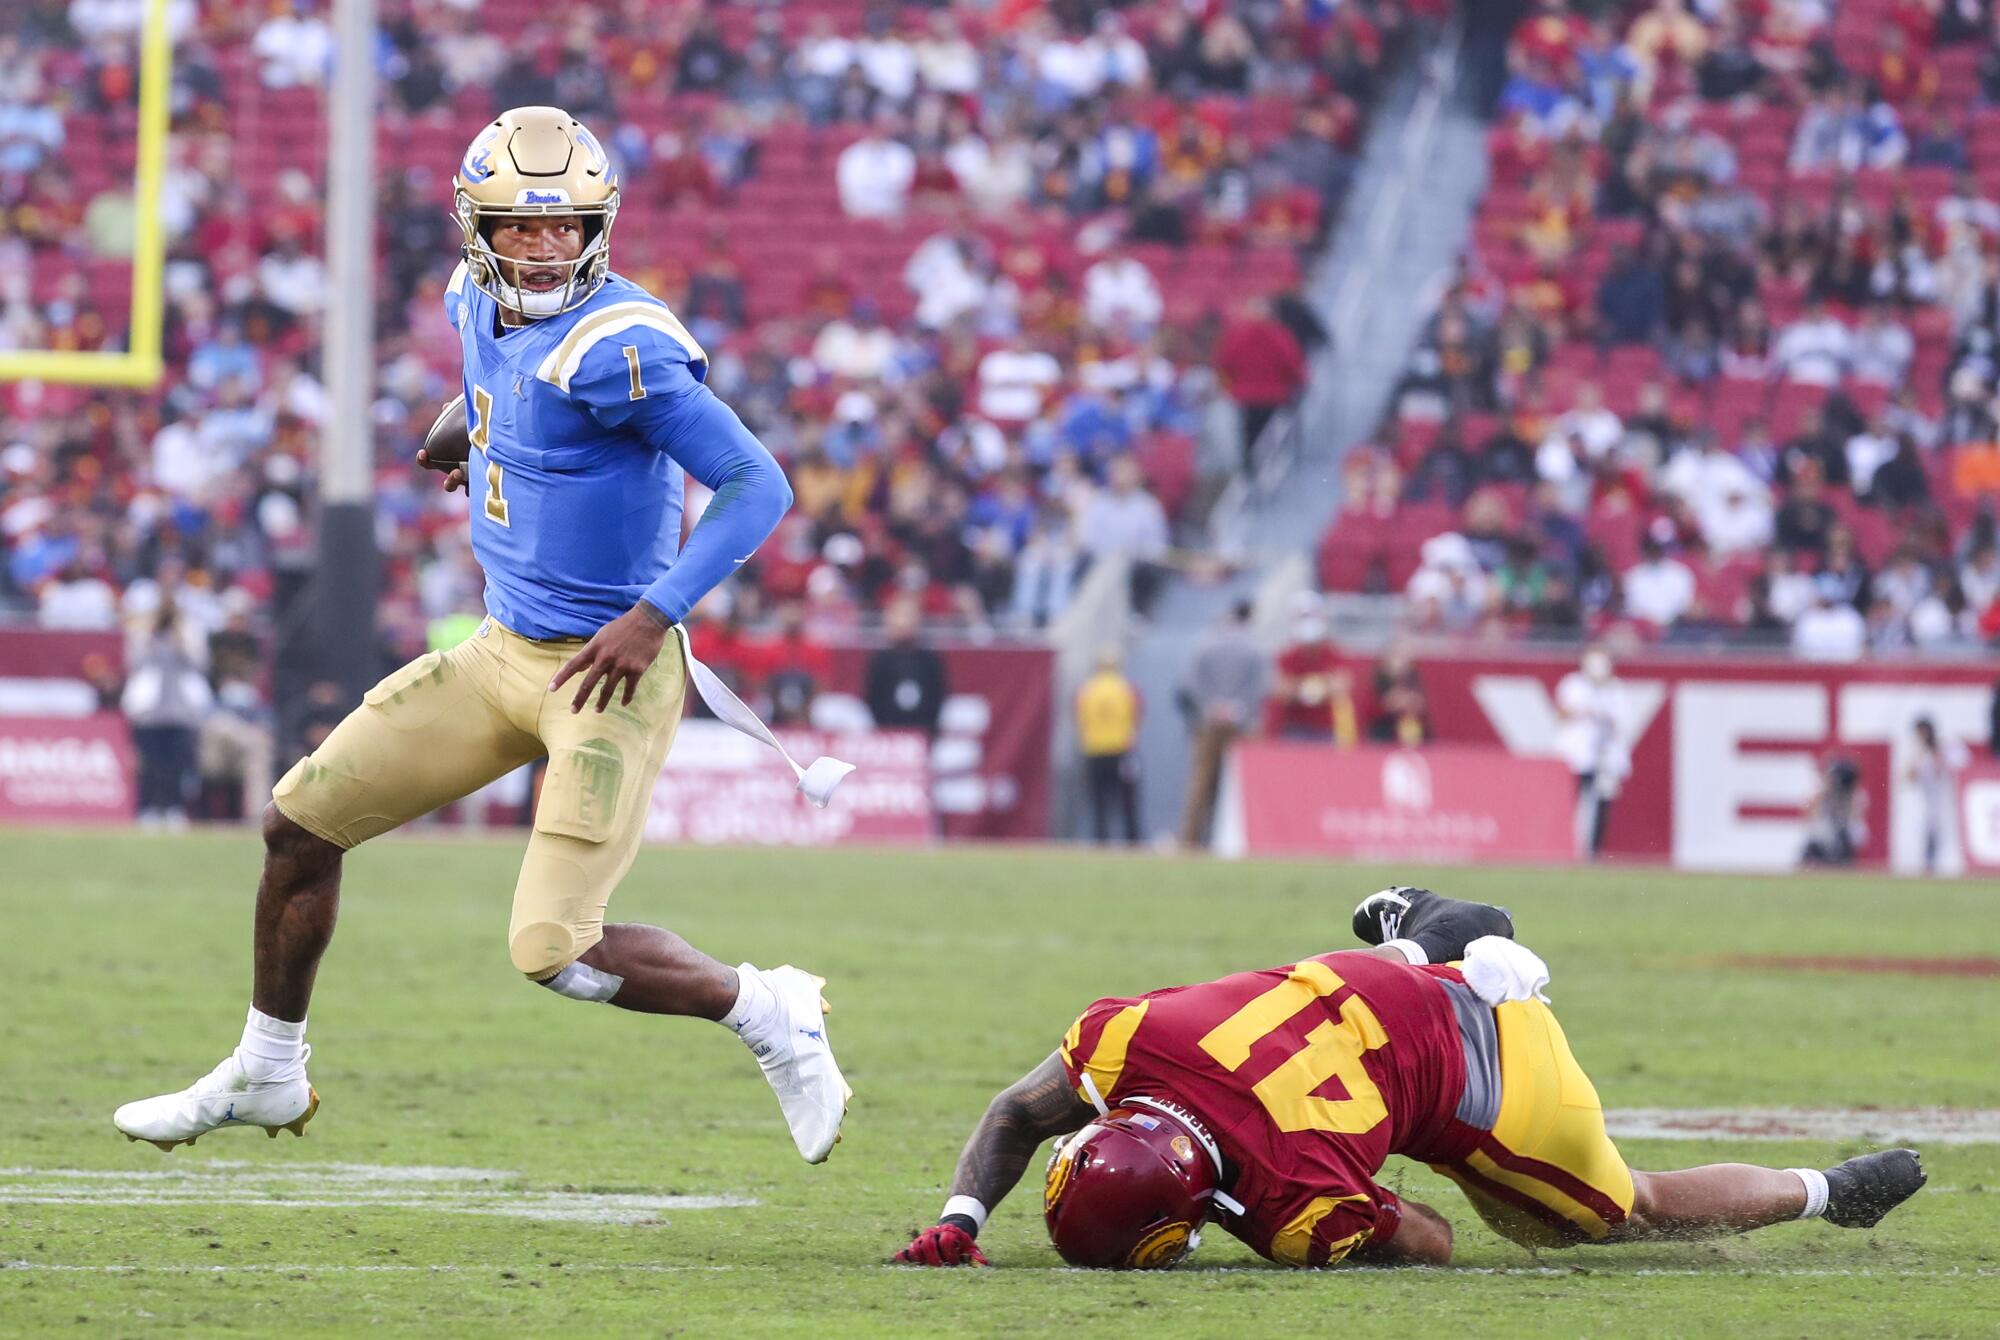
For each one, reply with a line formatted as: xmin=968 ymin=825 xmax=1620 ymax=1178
xmin=453 ymin=105 xmax=619 ymax=319
xmin=1043 ymin=1098 xmax=1226 ymax=1269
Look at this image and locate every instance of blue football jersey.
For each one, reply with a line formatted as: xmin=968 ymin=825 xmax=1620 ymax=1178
xmin=443 ymin=265 xmax=791 ymax=638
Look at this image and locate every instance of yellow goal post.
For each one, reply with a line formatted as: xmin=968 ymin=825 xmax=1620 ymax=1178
xmin=0 ymin=0 xmax=171 ymax=387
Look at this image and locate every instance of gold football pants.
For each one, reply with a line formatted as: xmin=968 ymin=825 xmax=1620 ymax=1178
xmin=272 ymin=616 xmax=687 ymax=979
xmin=1431 ymin=998 xmax=1636 ymax=1246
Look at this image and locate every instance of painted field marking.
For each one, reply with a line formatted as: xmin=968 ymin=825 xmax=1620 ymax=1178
xmin=0 ymin=1161 xmax=755 ymax=1225
xmin=1606 ymin=1108 xmax=2000 ymax=1146
xmin=2 ymin=1263 xmax=1995 ymax=1279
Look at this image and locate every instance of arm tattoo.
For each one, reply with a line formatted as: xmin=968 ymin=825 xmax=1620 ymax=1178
xmin=947 ymin=1052 xmax=1095 ymax=1214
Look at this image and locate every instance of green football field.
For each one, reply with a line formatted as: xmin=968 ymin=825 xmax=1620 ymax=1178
xmin=1 ymin=831 xmax=1996 ymax=1338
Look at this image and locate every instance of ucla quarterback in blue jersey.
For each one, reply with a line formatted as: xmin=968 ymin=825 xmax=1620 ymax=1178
xmin=443 ymin=250 xmax=789 ymax=639
xmin=116 ymin=107 xmax=851 ymax=1168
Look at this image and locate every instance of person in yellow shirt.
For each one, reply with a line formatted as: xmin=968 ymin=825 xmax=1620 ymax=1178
xmin=1076 ymin=647 xmax=1142 ymax=845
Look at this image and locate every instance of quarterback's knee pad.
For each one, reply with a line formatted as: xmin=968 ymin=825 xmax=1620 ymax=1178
xmin=511 ymin=921 xmax=588 ymax=982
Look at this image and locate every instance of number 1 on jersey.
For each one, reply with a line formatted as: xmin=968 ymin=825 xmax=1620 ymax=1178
xmin=484 ymin=459 xmax=510 ymax=527
xmin=468 ymin=385 xmax=493 ymax=450
xmin=466 ymin=385 xmax=509 ymax=527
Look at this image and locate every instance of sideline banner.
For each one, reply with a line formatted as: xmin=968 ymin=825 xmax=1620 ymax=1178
xmin=1960 ymin=762 xmax=2000 ymax=875
xmin=823 ymin=642 xmax=1053 ymax=840
xmin=1216 ymin=742 xmax=1576 ymax=862
xmin=0 ymin=628 xmax=122 ymax=678
xmin=647 ymin=720 xmax=932 ymax=847
xmin=0 ymin=714 xmax=134 ymax=823
xmin=1361 ymin=655 xmax=1997 ymax=873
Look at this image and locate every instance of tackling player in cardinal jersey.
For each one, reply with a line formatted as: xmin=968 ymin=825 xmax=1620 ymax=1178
xmin=894 ymin=888 xmax=1924 ymax=1269
xmin=115 ymin=106 xmax=850 ymax=1165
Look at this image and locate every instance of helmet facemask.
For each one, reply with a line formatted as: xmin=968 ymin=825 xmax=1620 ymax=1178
xmin=456 ymin=192 xmax=618 ymax=320
xmin=451 ymin=107 xmax=621 ymax=320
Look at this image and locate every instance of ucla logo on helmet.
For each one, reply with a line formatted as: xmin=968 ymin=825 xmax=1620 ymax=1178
xmin=462 ymin=127 xmax=500 ymax=182
xmin=518 ymin=188 xmax=571 ymax=206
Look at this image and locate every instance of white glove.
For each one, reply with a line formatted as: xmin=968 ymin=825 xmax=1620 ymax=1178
xmin=1461 ymin=936 xmax=1550 ymax=1006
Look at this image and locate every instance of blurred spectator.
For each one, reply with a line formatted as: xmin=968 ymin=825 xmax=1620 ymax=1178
xmin=1075 ymin=646 xmax=1141 ymax=845
xmin=1775 ymin=462 xmax=1838 ymax=556
xmin=1008 ymin=505 xmax=1082 ymax=629
xmin=810 ymin=301 xmax=897 ymax=383
xmin=755 ymin=600 xmax=828 ymax=727
xmin=913 ymin=13 xmax=978 ymax=96
xmin=1906 ymin=716 xmax=1968 ymax=875
xmin=1367 ymin=645 xmax=1429 ymax=745
xmin=1265 ymin=598 xmax=1354 ymax=743
xmin=257 ymin=233 xmax=327 ymax=322
xmin=199 ymin=637 xmax=275 ymax=825
xmin=1081 ymin=249 xmax=1162 ymax=333
xmin=1178 ymin=599 xmax=1265 ymax=848
xmin=1937 ymin=172 xmax=2000 ymax=234
xmin=1405 ymin=532 xmax=1488 ymax=632
xmin=1662 ymin=432 xmax=1771 ymax=555
xmin=0 ymin=73 xmax=62 ymax=174
xmin=1792 ymin=577 xmax=1868 ymax=661
xmin=1962 ymin=538 xmax=2000 ymax=614
xmin=1622 ymin=533 xmax=1696 ymax=629
xmin=1555 ymin=646 xmax=1629 ymax=861
xmin=1790 ymin=83 xmax=1905 ymax=172
xmin=1547 ymin=382 xmax=1624 ymax=461
xmin=38 ymin=555 xmax=118 ymax=628
xmin=836 ymin=117 xmax=916 ymax=218
xmin=1215 ymin=296 xmax=1307 ymax=473
xmin=864 ymin=595 xmax=947 ymax=738
xmin=902 ymin=230 xmax=998 ymax=331
xmin=1774 ymin=300 xmax=1854 ymax=385
xmin=120 ymin=604 xmax=213 ymax=829
xmin=1801 ymin=754 xmax=1866 ymax=866
xmin=1849 ymin=304 xmax=1914 ymax=388
xmin=252 ymin=0 xmax=333 ymax=89
xmin=186 ymin=321 xmax=260 ymax=394
xmin=1596 ymin=244 xmax=1666 ymax=345
xmin=976 ymin=340 xmax=1063 ymax=423
xmin=1079 ymin=455 xmax=1169 ymax=616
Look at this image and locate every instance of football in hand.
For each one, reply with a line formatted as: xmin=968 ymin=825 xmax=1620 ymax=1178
xmin=421 ymin=394 xmax=471 ymax=467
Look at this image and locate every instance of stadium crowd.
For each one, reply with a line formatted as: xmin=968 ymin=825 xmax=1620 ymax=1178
xmin=0 ymin=0 xmax=1422 ymax=729
xmin=1323 ymin=0 xmax=2000 ymax=658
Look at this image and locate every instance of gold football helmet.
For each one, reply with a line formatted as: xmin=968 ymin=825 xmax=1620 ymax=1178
xmin=453 ymin=106 xmax=619 ymax=319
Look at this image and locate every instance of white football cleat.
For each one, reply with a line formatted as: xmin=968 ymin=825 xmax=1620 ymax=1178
xmin=113 ymin=1047 xmax=319 ymax=1152
xmin=748 ymin=965 xmax=851 ymax=1164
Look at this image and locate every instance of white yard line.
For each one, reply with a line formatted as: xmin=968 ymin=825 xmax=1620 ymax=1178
xmin=0 ymin=1161 xmax=755 ymax=1225
xmin=1607 ymin=1108 xmax=2000 ymax=1146
xmin=3 ymin=1262 xmax=1995 ymax=1279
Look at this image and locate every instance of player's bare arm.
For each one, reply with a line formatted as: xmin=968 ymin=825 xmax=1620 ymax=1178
xmin=893 ymin=1052 xmax=1094 ymax=1266
xmin=1351 ymin=1196 xmax=1454 ymax=1266
xmin=948 ymin=1053 xmax=1095 ymax=1209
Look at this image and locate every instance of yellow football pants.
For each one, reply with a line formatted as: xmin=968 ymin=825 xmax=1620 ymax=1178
xmin=272 ymin=616 xmax=687 ymax=979
xmin=1431 ymin=998 xmax=1637 ymax=1247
